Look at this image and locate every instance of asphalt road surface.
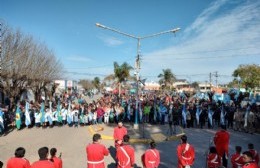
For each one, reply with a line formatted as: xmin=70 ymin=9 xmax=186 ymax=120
xmin=0 ymin=123 xmax=259 ymax=168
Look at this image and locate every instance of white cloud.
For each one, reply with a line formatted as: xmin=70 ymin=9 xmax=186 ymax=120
xmin=98 ymin=35 xmax=124 ymax=46
xmin=141 ymin=0 xmax=260 ymax=83
xmin=66 ymin=56 xmax=92 ymax=62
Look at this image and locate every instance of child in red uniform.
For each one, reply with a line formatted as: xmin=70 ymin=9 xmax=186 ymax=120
xmin=31 ymin=147 xmax=55 ymax=168
xmin=142 ymin=141 xmax=160 ymax=168
xmin=6 ymin=147 xmax=30 ymax=168
xmin=242 ymin=151 xmax=258 ymax=168
xmin=177 ymin=135 xmax=195 ymax=168
xmin=248 ymin=143 xmax=259 ymax=165
xmin=116 ymin=135 xmax=135 ymax=168
xmin=231 ymin=146 xmax=244 ymax=168
xmin=50 ymin=148 xmax=62 ymax=168
xmin=207 ymin=146 xmax=221 ymax=168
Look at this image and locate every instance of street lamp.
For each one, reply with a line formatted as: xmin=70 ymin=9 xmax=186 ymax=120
xmin=96 ymin=23 xmax=180 ymax=129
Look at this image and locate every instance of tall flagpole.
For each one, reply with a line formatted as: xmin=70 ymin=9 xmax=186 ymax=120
xmin=0 ymin=22 xmax=2 ymax=80
xmin=96 ymin=23 xmax=180 ymax=129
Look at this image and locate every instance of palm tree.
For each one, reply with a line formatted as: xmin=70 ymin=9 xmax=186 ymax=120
xmin=104 ymin=62 xmax=133 ymax=96
xmin=158 ymin=68 xmax=176 ymax=90
xmin=114 ymin=62 xmax=133 ymax=95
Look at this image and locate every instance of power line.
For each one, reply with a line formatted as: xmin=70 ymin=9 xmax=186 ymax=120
xmin=142 ymin=46 xmax=260 ymax=57
xmin=143 ymin=52 xmax=260 ymax=61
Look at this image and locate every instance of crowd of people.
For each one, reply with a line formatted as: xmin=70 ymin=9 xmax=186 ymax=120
xmin=0 ymin=90 xmax=259 ymax=167
xmin=0 ymin=90 xmax=259 ymax=136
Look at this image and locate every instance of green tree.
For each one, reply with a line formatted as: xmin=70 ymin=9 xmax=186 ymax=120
xmin=232 ymin=64 xmax=260 ymax=90
xmin=92 ymin=77 xmax=100 ymax=91
xmin=105 ymin=62 xmax=133 ymax=96
xmin=158 ymin=68 xmax=176 ymax=90
xmin=114 ymin=62 xmax=133 ymax=95
xmin=191 ymin=82 xmax=199 ymax=89
xmin=78 ymin=79 xmax=94 ymax=91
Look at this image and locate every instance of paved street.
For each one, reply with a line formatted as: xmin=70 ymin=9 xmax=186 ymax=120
xmin=0 ymin=123 xmax=259 ymax=168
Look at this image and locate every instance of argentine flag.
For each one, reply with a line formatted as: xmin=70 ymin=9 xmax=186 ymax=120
xmin=47 ymin=101 xmax=53 ymax=125
xmin=0 ymin=109 xmax=4 ymax=130
xmin=153 ymin=98 xmax=157 ymax=122
xmin=67 ymin=102 xmax=72 ymax=124
xmin=40 ymin=102 xmax=45 ymax=125
xmin=25 ymin=101 xmax=31 ymax=127
xmin=220 ymin=105 xmax=225 ymax=125
xmin=139 ymin=104 xmax=143 ymax=121
xmin=244 ymin=106 xmax=250 ymax=127
xmin=196 ymin=104 xmax=201 ymax=125
xmin=182 ymin=104 xmax=187 ymax=126
xmin=127 ymin=100 xmax=131 ymax=120
xmin=208 ymin=107 xmax=213 ymax=127
xmin=80 ymin=109 xmax=84 ymax=124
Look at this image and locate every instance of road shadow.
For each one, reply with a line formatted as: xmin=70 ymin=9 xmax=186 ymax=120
xmin=108 ymin=145 xmax=117 ymax=162
xmin=107 ymin=163 xmax=116 ymax=168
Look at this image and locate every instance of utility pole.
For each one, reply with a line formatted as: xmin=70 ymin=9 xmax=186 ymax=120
xmin=96 ymin=23 xmax=180 ymax=129
xmin=0 ymin=22 xmax=2 ymax=77
xmin=214 ymin=71 xmax=218 ymax=88
xmin=209 ymin=72 xmax=212 ymax=91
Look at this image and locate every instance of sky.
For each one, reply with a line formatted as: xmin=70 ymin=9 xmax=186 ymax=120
xmin=1 ymin=0 xmax=260 ymax=84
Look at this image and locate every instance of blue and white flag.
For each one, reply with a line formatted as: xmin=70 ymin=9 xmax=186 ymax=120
xmin=67 ymin=102 xmax=72 ymax=124
xmin=244 ymin=106 xmax=250 ymax=127
xmin=47 ymin=101 xmax=53 ymax=125
xmin=127 ymin=100 xmax=131 ymax=120
xmin=220 ymin=105 xmax=225 ymax=125
xmin=40 ymin=102 xmax=45 ymax=125
xmin=139 ymin=104 xmax=143 ymax=121
xmin=0 ymin=109 xmax=4 ymax=130
xmin=153 ymin=97 xmax=157 ymax=122
xmin=208 ymin=107 xmax=213 ymax=127
xmin=57 ymin=101 xmax=62 ymax=122
xmin=182 ymin=104 xmax=187 ymax=126
xmin=25 ymin=101 xmax=31 ymax=126
xmin=196 ymin=105 xmax=201 ymax=125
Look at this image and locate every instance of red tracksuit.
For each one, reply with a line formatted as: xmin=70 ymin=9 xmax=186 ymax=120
xmin=214 ymin=130 xmax=230 ymax=157
xmin=51 ymin=156 xmax=62 ymax=168
xmin=177 ymin=143 xmax=195 ymax=168
xmin=249 ymin=149 xmax=259 ymax=165
xmin=116 ymin=144 xmax=135 ymax=168
xmin=86 ymin=143 xmax=109 ymax=168
xmin=142 ymin=149 xmax=160 ymax=168
xmin=113 ymin=126 xmax=127 ymax=148
xmin=231 ymin=153 xmax=244 ymax=168
xmin=242 ymin=162 xmax=259 ymax=168
xmin=207 ymin=153 xmax=221 ymax=168
xmin=6 ymin=157 xmax=30 ymax=168
xmin=31 ymin=160 xmax=55 ymax=168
